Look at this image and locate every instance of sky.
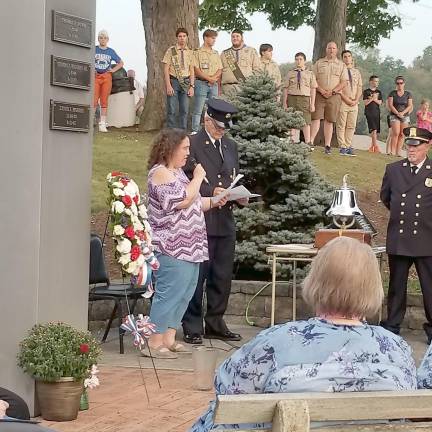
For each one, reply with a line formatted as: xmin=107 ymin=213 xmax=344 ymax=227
xmin=96 ymin=0 xmax=432 ymax=84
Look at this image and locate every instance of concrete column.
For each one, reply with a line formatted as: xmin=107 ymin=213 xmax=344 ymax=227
xmin=0 ymin=0 xmax=95 ymax=413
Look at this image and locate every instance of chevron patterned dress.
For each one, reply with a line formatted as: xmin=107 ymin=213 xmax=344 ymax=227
xmin=148 ymin=164 xmax=208 ymax=263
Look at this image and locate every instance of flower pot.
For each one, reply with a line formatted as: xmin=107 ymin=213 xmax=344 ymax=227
xmin=36 ymin=377 xmax=83 ymax=421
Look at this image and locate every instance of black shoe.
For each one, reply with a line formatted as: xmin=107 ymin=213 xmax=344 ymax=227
xmin=204 ymin=330 xmax=242 ymax=341
xmin=183 ymin=333 xmax=203 ymax=345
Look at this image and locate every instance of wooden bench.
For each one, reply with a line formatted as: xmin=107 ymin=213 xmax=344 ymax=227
xmin=214 ymin=391 xmax=432 ymax=431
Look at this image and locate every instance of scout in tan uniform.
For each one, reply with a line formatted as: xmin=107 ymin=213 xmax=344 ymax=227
xmin=259 ymin=44 xmax=281 ymax=90
xmin=310 ymin=41 xmax=347 ymax=155
xmin=162 ymin=27 xmax=195 ymax=130
xmin=283 ymin=52 xmax=317 ymax=149
xmin=336 ymin=50 xmax=363 ymax=156
xmin=191 ymin=29 xmax=223 ymax=133
xmin=220 ymin=29 xmax=261 ymax=95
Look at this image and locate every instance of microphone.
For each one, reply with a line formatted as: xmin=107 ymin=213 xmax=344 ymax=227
xmin=190 ymin=157 xmax=209 ymax=184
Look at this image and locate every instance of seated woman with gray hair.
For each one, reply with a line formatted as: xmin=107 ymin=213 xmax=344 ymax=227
xmin=190 ymin=237 xmax=418 ymax=431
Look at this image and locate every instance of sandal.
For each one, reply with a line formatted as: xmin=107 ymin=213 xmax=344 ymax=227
xmin=141 ymin=345 xmax=178 ymax=359
xmin=169 ymin=342 xmax=191 ymax=353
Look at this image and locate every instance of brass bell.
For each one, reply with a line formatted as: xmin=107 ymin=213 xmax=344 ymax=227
xmin=326 ymin=174 xmax=363 ymax=228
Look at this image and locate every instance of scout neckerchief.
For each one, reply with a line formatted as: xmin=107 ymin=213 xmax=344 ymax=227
xmin=171 ymin=46 xmax=189 ymax=92
xmin=223 ymin=46 xmax=246 ymax=82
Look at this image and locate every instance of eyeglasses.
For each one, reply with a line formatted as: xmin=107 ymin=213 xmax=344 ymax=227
xmin=396 ymin=81 xmax=404 ymax=85
xmin=210 ymin=117 xmax=226 ymax=131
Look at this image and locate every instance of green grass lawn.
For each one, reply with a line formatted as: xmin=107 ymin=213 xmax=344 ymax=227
xmin=310 ymin=149 xmax=399 ymax=191
xmin=92 ymin=129 xmax=156 ymax=212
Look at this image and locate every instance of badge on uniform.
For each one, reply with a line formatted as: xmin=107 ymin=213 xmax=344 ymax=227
xmin=425 ymin=178 xmax=432 ymax=187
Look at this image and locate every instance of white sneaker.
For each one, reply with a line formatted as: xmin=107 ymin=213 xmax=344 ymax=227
xmin=98 ymin=122 xmax=108 ymax=133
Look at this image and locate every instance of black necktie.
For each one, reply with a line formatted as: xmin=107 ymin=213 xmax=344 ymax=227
xmin=296 ymin=69 xmax=301 ymax=90
xmin=180 ymin=49 xmax=185 ymax=69
xmin=411 ymin=165 xmax=418 ymax=175
xmin=215 ymin=139 xmax=223 ymax=161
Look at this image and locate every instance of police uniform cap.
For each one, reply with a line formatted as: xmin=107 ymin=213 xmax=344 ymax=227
xmin=403 ymin=127 xmax=432 ymax=146
xmin=206 ymin=98 xmax=238 ymax=129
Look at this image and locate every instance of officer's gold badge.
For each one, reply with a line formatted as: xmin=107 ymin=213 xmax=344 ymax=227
xmin=425 ymin=178 xmax=432 ymax=187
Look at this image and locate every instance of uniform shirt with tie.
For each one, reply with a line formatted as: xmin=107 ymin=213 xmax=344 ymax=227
xmin=204 ymin=130 xmax=224 ymax=161
xmin=381 ymin=156 xmax=432 ymax=256
xmin=284 ymin=68 xmax=317 ymax=96
xmin=162 ymin=44 xmax=195 ymax=78
xmin=341 ymin=66 xmax=362 ymax=101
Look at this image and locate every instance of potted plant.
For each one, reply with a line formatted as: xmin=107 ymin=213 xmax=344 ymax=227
xmin=17 ymin=322 xmax=102 ymax=421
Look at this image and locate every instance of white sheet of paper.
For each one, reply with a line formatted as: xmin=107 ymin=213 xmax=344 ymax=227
xmin=211 ymin=183 xmax=260 ymax=204
xmin=225 ymin=185 xmax=260 ymax=201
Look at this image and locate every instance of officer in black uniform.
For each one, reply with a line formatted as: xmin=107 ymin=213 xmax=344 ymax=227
xmin=380 ymin=127 xmax=432 ymax=343
xmin=182 ymin=98 xmax=244 ymax=344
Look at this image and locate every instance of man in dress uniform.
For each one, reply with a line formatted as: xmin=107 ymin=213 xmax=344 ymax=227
xmin=380 ymin=127 xmax=432 ymax=343
xmin=182 ymin=98 xmax=246 ymax=344
xmin=220 ymin=30 xmax=261 ymax=95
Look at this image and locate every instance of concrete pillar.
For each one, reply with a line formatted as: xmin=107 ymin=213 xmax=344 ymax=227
xmin=0 ymin=0 xmax=95 ymax=413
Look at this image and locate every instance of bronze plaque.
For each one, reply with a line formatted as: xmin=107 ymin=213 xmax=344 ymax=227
xmin=50 ymin=100 xmax=90 ymax=133
xmin=52 ymin=10 xmax=92 ymax=48
xmin=51 ymin=56 xmax=91 ymax=90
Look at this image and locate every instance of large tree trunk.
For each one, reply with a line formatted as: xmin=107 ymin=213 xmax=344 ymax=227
xmin=140 ymin=0 xmax=199 ymax=131
xmin=312 ymin=0 xmax=347 ymax=61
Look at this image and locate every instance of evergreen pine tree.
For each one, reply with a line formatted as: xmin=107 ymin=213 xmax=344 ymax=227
xmin=228 ymin=72 xmax=333 ymax=278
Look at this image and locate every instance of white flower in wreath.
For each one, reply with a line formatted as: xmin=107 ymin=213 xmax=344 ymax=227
xmin=127 ymin=260 xmax=140 ymax=275
xmin=130 ymin=203 xmax=138 ymax=215
xmin=144 ymin=220 xmax=151 ymax=233
xmin=113 ymin=188 xmax=125 ymax=197
xmin=113 ymin=225 xmax=125 ymax=236
xmin=124 ymin=209 xmax=132 ymax=216
xmin=112 ymin=201 xmax=125 ymax=214
xmin=118 ymin=253 xmax=131 ymax=265
xmin=133 ymin=221 xmax=144 ymax=232
xmin=116 ymin=238 xmax=132 ymax=254
xmin=106 ymin=173 xmax=112 ymax=181
xmin=138 ymin=205 xmax=148 ymax=219
xmin=124 ymin=181 xmax=138 ymax=196
xmin=111 ymin=181 xmax=124 ymax=189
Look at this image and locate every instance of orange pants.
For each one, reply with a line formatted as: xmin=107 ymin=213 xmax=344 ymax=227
xmin=94 ymin=72 xmax=112 ymax=108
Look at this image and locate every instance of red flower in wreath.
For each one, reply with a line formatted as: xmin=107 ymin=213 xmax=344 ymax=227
xmin=124 ymin=226 xmax=135 ymax=240
xmin=111 ymin=171 xmax=123 ymax=177
xmin=133 ymin=195 xmax=139 ymax=204
xmin=122 ymin=195 xmax=133 ymax=207
xmin=79 ymin=343 xmax=89 ymax=354
xmin=120 ymin=178 xmax=130 ymax=186
xmin=130 ymin=245 xmax=141 ymax=261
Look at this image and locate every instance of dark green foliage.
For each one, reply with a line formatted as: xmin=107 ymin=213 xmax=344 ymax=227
xmin=17 ymin=322 xmax=102 ymax=382
xmin=228 ymin=72 xmax=332 ymax=278
xmin=199 ymin=0 xmax=418 ymax=48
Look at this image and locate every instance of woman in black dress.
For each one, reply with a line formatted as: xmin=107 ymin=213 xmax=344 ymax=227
xmin=363 ymin=75 xmax=383 ymax=153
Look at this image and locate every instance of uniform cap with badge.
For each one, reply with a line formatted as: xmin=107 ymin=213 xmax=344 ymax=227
xmin=206 ymin=98 xmax=238 ymax=129
xmin=403 ymin=127 xmax=432 ymax=146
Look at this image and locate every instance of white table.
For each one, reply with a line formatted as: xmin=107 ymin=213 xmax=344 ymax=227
xmin=266 ymin=243 xmax=386 ymax=326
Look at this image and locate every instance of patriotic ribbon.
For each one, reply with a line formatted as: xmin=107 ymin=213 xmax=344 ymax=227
xmin=120 ymin=314 xmax=156 ymax=348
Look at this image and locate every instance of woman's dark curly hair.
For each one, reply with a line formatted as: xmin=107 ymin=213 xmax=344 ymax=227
xmin=147 ymin=128 xmax=188 ymax=170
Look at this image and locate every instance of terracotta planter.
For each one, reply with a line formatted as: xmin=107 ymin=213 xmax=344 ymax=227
xmin=36 ymin=377 xmax=83 ymax=421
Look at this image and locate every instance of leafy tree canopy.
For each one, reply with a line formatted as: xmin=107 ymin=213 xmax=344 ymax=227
xmin=200 ymin=0 xmax=417 ymax=48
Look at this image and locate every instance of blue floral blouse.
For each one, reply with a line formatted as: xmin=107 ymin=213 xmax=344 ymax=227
xmin=189 ymin=318 xmax=421 ymax=431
